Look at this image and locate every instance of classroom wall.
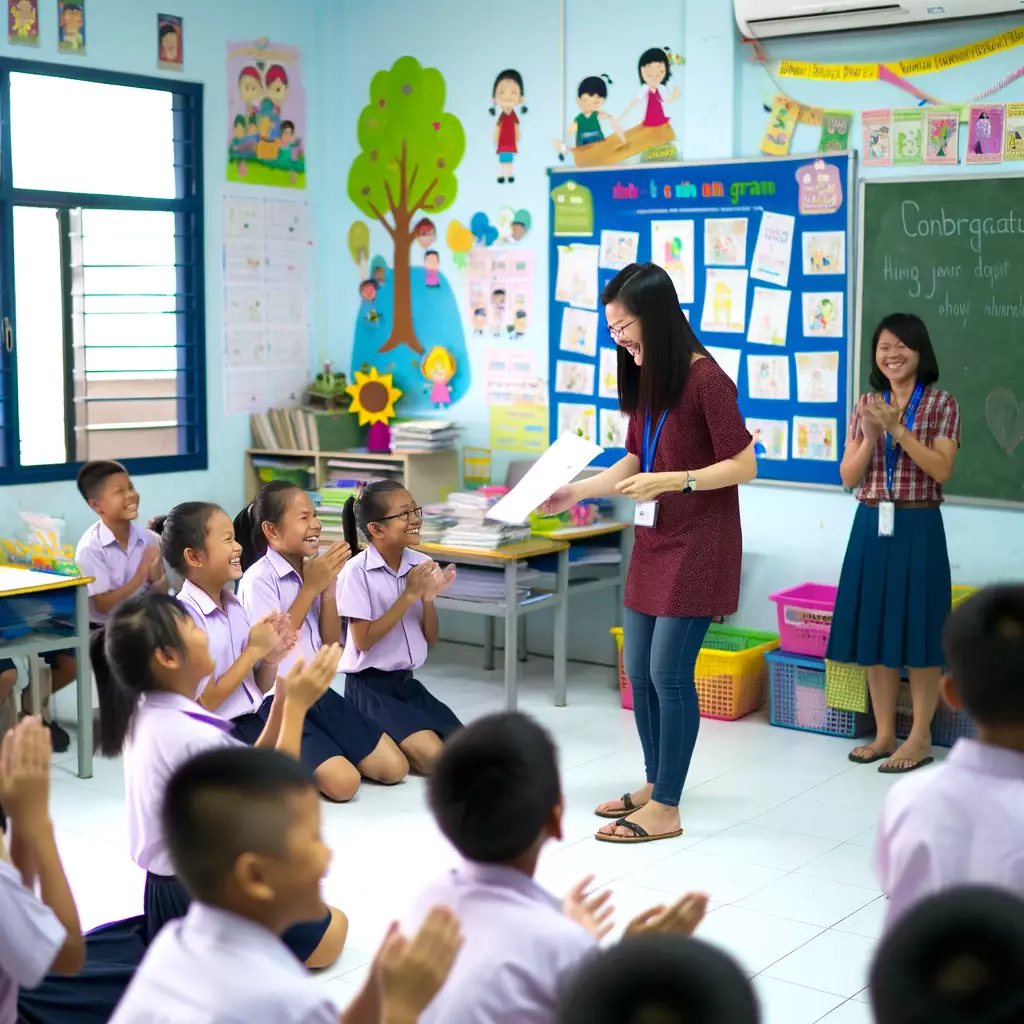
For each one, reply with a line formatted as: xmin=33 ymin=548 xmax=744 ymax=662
xmin=325 ymin=0 xmax=1024 ymax=657
xmin=0 ymin=0 xmax=324 ymax=542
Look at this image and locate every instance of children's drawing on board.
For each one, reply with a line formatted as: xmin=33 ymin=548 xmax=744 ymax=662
xmin=227 ymin=38 xmax=307 ymax=188
xmin=490 ymin=69 xmax=527 ymax=184
xmin=8 ymin=0 xmax=38 ymax=44
xmin=57 ymin=0 xmax=84 ymax=53
xmin=158 ymin=14 xmax=183 ymax=70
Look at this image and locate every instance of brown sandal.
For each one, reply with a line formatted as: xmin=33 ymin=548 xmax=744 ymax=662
xmin=595 ymin=818 xmax=684 ymax=844
xmin=594 ymin=792 xmax=646 ymax=819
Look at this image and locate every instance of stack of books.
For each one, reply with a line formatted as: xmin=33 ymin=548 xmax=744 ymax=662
xmin=426 ymin=491 xmax=531 ymax=550
xmin=390 ymin=420 xmax=459 ymax=452
xmin=443 ymin=566 xmax=544 ymax=603
xmin=251 ymin=407 xmax=318 ymax=450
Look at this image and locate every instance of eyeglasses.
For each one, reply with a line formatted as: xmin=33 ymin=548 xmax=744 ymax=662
xmin=376 ymin=506 xmax=423 ymax=523
xmin=608 ymin=317 xmax=638 ymax=341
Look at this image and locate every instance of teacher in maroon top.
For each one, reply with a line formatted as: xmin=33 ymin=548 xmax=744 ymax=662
xmin=544 ymin=263 xmax=756 ymax=844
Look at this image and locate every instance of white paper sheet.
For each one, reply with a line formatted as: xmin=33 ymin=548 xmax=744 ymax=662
xmin=486 ymin=432 xmax=604 ymax=525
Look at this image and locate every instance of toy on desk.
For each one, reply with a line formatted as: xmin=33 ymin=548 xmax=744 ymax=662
xmin=306 ymin=360 xmax=351 ymax=411
xmin=1 ymin=511 xmax=80 ymax=577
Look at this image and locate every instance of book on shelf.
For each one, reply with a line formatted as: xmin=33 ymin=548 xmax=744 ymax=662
xmin=250 ymin=407 xmax=325 ymax=453
xmin=390 ymin=420 xmax=460 ymax=452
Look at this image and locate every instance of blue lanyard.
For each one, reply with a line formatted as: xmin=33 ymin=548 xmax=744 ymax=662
xmin=883 ymin=382 xmax=924 ymax=497
xmin=642 ymin=410 xmax=669 ymax=474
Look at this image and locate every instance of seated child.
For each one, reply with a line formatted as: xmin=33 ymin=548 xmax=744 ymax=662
xmin=110 ymin=747 xmax=464 ymax=1024
xmin=337 ymin=481 xmax=461 ymax=774
xmin=875 ymin=584 xmax=1024 ymax=928
xmin=92 ymin=590 xmax=348 ymax=968
xmin=406 ymin=712 xmax=708 ymax=1024
xmin=558 ymin=934 xmax=758 ymax=1024
xmin=870 ymin=886 xmax=1024 ymax=1024
xmin=235 ymin=482 xmax=408 ymax=791
xmin=0 ymin=717 xmax=85 ymax=1020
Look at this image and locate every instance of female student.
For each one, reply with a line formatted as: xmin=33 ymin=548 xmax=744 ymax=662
xmin=830 ymin=313 xmax=960 ymax=774
xmin=92 ymin=589 xmax=347 ymax=967
xmin=235 ymin=482 xmax=409 ymax=790
xmin=543 ymin=263 xmax=756 ymax=845
xmin=337 ymin=481 xmax=461 ymax=773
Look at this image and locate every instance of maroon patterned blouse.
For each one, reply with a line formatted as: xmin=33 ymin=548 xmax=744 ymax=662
xmin=624 ymin=357 xmax=752 ymax=619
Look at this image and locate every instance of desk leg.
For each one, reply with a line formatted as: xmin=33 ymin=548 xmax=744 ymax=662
xmin=553 ymin=546 xmax=569 ymax=707
xmin=518 ymin=617 xmax=527 ymax=663
xmin=503 ymin=561 xmax=518 ymax=712
xmin=484 ymin=618 xmax=495 ymax=672
xmin=75 ymin=584 xmax=93 ymax=779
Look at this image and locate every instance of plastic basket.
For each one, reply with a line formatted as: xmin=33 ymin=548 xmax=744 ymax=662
xmin=768 ymin=650 xmax=874 ymax=739
xmin=951 ymin=585 xmax=978 ymax=609
xmin=256 ymin=465 xmax=312 ymax=488
xmin=769 ymin=583 xmax=838 ymax=658
xmin=895 ymin=680 xmax=976 ymax=748
xmin=825 ymin=660 xmax=870 ymax=713
xmin=610 ymin=624 xmax=778 ymax=720
xmin=610 ymin=627 xmax=632 ymax=710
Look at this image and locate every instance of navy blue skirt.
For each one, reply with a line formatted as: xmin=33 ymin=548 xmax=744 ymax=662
xmin=231 ymin=687 xmax=384 ymax=773
xmin=143 ymin=872 xmax=330 ymax=962
xmin=825 ymin=503 xmax=951 ymax=670
xmin=17 ymin=916 xmax=147 ymax=1024
xmin=345 ymin=669 xmax=462 ymax=745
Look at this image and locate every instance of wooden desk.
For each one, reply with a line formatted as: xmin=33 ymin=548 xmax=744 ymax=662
xmin=0 ymin=566 xmax=95 ymax=778
xmin=419 ymin=538 xmax=571 ymax=712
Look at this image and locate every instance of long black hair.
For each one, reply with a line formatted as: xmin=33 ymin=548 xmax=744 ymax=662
xmin=93 ymin=592 xmax=194 ymax=757
xmin=489 ymin=69 xmax=527 ymax=115
xmin=602 ymin=263 xmax=709 ymax=418
xmin=149 ymin=502 xmax=221 ymax=576
xmin=637 ymin=47 xmax=672 ymax=85
xmin=232 ymin=481 xmax=303 ymax=572
xmin=578 ymin=74 xmax=612 ymax=99
xmin=341 ymin=479 xmax=405 ymax=554
xmin=868 ymin=313 xmax=940 ymax=392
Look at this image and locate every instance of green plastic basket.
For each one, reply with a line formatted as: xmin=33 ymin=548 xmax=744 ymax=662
xmin=825 ymin=660 xmax=870 ymax=713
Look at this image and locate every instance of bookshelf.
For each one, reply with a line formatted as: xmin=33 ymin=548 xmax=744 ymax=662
xmin=244 ymin=447 xmax=462 ymax=539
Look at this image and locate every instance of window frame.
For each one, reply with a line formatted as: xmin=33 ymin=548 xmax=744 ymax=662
xmin=0 ymin=57 xmax=206 ymax=485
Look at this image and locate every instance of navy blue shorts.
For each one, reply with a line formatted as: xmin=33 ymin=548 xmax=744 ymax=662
xmin=144 ymin=872 xmax=330 ymax=961
xmin=231 ymin=688 xmax=383 ymax=772
xmin=344 ymin=668 xmax=462 ymax=745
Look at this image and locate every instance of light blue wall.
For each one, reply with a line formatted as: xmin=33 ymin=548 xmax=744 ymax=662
xmin=4 ymin=1 xmax=1021 ymax=666
xmin=0 ymin=0 xmax=322 ymax=542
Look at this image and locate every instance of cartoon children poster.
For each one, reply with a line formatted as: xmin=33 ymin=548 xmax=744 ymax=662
xmin=422 ymin=346 xmax=456 ymax=409
xmin=618 ymin=47 xmax=680 ymax=161
xmin=158 ymin=14 xmax=183 ymax=71
xmin=554 ymin=74 xmax=627 ymax=165
xmin=226 ymin=38 xmax=307 ymax=189
xmin=57 ymin=0 xmax=84 ymax=53
xmin=490 ymin=69 xmax=526 ymax=184
xmin=8 ymin=0 xmax=38 ymax=45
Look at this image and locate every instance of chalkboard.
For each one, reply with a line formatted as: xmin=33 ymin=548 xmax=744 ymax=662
xmin=548 ymin=154 xmax=856 ymax=487
xmin=857 ymin=176 xmax=1024 ymax=507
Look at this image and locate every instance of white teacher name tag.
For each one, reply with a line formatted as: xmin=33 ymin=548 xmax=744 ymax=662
xmin=634 ymin=501 xmax=659 ymax=528
xmin=878 ymin=501 xmax=895 ymax=538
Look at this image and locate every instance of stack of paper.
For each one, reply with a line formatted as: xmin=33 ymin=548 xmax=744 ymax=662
xmin=390 ymin=420 xmax=460 ymax=452
xmin=441 ymin=523 xmax=532 ymax=550
xmin=443 ymin=566 xmax=544 ymax=602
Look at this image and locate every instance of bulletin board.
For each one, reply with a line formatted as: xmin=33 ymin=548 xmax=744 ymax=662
xmin=546 ymin=153 xmax=856 ymax=487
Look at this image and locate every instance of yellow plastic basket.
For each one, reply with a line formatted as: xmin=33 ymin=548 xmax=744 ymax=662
xmin=951 ymin=585 xmax=977 ymax=609
xmin=611 ymin=625 xmax=779 ymax=721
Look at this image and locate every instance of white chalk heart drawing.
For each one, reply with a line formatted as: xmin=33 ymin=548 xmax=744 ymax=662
xmin=986 ymin=388 xmax=1024 ymax=456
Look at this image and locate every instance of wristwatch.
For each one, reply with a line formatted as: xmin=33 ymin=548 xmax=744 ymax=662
xmin=681 ymin=473 xmax=697 ymax=493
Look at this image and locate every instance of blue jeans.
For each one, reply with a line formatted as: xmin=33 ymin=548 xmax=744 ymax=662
xmin=623 ymin=609 xmax=712 ymax=807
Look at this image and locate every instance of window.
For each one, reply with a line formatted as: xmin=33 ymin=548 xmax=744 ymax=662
xmin=0 ymin=61 xmax=205 ymax=484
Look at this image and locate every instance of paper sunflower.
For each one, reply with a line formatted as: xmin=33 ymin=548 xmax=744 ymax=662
xmin=346 ymin=367 xmax=402 ymax=426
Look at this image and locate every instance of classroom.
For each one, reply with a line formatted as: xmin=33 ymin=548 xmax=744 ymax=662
xmin=1 ymin=1 xmax=1023 ymax=1022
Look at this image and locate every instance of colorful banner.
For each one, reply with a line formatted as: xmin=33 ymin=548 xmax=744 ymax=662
xmin=777 ymin=27 xmax=1024 ymax=81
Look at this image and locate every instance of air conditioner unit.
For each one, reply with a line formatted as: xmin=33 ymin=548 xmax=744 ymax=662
xmin=735 ymin=0 xmax=1024 ymax=39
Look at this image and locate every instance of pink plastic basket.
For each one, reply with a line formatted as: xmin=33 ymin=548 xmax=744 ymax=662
xmin=769 ymin=583 xmax=838 ymax=658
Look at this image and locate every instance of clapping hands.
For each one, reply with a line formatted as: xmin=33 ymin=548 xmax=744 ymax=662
xmin=247 ymin=611 xmax=297 ymax=665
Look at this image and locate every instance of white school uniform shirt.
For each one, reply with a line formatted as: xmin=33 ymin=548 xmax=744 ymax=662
xmin=123 ymin=691 xmax=239 ymax=877
xmin=875 ymin=738 xmax=1024 ymax=928
xmin=0 ymin=857 xmax=67 ymax=1024
xmin=109 ymin=902 xmax=340 ymax=1023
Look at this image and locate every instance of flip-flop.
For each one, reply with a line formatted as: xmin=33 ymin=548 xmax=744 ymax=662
xmin=848 ymin=747 xmax=894 ymax=765
xmin=878 ymin=756 xmax=934 ymax=775
xmin=595 ymin=817 xmax=683 ymax=844
xmin=594 ymin=792 xmax=644 ymax=819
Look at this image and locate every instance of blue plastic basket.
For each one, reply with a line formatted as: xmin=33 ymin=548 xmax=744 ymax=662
xmin=768 ymin=650 xmax=873 ymax=739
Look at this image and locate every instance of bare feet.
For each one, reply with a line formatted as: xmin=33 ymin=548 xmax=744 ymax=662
xmin=880 ymin=736 xmax=932 ymax=772
xmin=596 ymin=800 xmax=680 ymax=840
xmin=594 ymin=783 xmax=652 ymax=818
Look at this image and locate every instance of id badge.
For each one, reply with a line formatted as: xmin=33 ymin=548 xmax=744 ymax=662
xmin=878 ymin=501 xmax=895 ymax=538
xmin=634 ymin=501 xmax=659 ymax=528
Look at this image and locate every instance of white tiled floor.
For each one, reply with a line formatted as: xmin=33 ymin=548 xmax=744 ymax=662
xmin=47 ymin=643 xmax=932 ymax=1023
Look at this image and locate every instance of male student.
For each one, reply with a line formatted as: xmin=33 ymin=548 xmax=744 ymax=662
xmin=406 ymin=712 xmax=708 ymax=1024
xmin=875 ymin=584 xmax=1024 ymax=927
xmin=110 ymin=747 xmax=462 ymax=1024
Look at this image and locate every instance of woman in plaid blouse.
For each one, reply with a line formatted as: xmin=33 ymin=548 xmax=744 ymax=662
xmin=827 ymin=313 xmax=961 ymax=774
